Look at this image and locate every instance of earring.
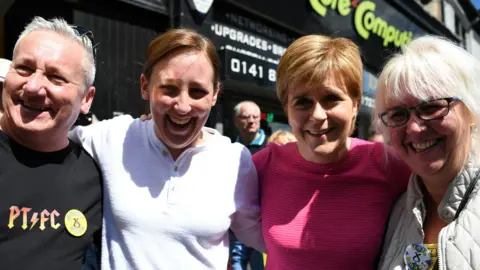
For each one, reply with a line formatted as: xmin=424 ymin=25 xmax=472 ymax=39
xmin=470 ymin=123 xmax=477 ymax=133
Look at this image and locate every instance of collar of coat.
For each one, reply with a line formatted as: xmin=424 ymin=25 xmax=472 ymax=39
xmin=405 ymin=159 xmax=480 ymax=223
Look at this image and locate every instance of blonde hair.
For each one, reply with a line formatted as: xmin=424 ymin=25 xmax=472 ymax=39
xmin=376 ymin=35 xmax=480 ymax=160
xmin=268 ymin=130 xmax=297 ymax=145
xmin=276 ymin=35 xmax=363 ymax=110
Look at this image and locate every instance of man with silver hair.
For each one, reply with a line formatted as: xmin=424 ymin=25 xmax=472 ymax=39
xmin=0 ymin=16 xmax=102 ymax=269
xmin=233 ymin=101 xmax=267 ymax=154
xmin=230 ymin=100 xmax=266 ymax=270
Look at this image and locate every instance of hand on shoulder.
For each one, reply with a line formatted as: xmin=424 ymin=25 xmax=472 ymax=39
xmin=140 ymin=113 xmax=152 ymax=121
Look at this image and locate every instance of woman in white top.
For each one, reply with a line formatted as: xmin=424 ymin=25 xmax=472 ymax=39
xmin=70 ymin=29 xmax=264 ymax=270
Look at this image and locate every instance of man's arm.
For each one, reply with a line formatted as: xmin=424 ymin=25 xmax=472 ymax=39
xmin=68 ymin=115 xmax=133 ymax=158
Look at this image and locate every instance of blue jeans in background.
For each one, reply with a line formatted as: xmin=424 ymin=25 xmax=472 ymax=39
xmin=230 ymin=231 xmax=264 ymax=270
xmin=82 ymin=243 xmax=100 ymax=270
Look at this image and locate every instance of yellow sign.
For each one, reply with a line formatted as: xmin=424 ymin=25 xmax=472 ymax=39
xmin=310 ymin=0 xmax=413 ymax=47
xmin=64 ymin=209 xmax=87 ymax=237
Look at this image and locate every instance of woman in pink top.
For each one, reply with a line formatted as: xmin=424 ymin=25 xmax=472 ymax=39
xmin=253 ymin=35 xmax=411 ymax=269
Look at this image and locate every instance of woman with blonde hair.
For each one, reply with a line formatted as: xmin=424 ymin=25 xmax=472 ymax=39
xmin=253 ymin=35 xmax=411 ymax=269
xmin=70 ymin=28 xmax=264 ymax=269
xmin=377 ymin=36 xmax=480 ymax=270
xmin=267 ymin=130 xmax=296 ymax=145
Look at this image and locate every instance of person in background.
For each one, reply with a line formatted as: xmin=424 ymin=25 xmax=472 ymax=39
xmin=0 ymin=17 xmax=102 ymax=269
xmin=0 ymin=58 xmax=11 ymax=116
xmin=70 ymin=28 xmax=264 ymax=269
xmin=234 ymin=101 xmax=267 ymax=154
xmin=267 ymin=130 xmax=296 ymax=145
xmin=368 ymin=119 xmax=386 ymax=143
xmin=230 ymin=100 xmax=266 ymax=270
xmin=377 ymin=36 xmax=480 ymax=270
xmin=253 ymin=34 xmax=411 ymax=269
xmin=261 ymin=119 xmax=273 ymax=138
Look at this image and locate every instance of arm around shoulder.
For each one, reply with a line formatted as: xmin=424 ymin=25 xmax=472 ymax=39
xmin=230 ymin=146 xmax=265 ymax=252
xmin=68 ymin=115 xmax=134 ymax=157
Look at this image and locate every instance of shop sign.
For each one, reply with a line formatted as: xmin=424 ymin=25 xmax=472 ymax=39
xmin=223 ymin=13 xmax=294 ymax=45
xmin=361 ymin=95 xmax=375 ymax=109
xmin=361 ymin=69 xmax=378 ymax=110
xmin=363 ymin=69 xmax=378 ymax=96
xmin=221 ymin=46 xmax=278 ymax=89
xmin=310 ymin=0 xmax=413 ymax=47
xmin=207 ymin=21 xmax=287 ymax=89
xmin=209 ymin=0 xmax=426 ymax=74
xmin=210 ymin=23 xmax=286 ymax=58
xmin=181 ymin=2 xmax=293 ymax=89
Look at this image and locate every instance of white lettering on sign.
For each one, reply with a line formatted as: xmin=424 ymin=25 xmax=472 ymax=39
xmin=223 ymin=44 xmax=277 ymax=84
xmin=211 ymin=23 xmax=286 ymax=56
xmin=361 ymin=95 xmax=375 ymax=109
xmin=226 ymin=13 xmax=293 ymax=44
xmin=229 ymin=57 xmax=276 ymax=83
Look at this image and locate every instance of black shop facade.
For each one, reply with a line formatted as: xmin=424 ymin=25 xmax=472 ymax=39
xmin=178 ymin=0 xmax=455 ymax=140
xmin=2 ymin=0 xmax=457 ymax=137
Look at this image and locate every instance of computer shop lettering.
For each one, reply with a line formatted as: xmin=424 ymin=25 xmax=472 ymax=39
xmin=310 ymin=0 xmax=413 ymax=47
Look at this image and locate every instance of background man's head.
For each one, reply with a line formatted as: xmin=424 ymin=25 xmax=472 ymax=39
xmin=2 ymin=16 xmax=96 ymax=150
xmin=234 ymin=101 xmax=261 ymax=137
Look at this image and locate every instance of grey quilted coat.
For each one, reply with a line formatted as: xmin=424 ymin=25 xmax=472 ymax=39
xmin=378 ymin=165 xmax=480 ymax=270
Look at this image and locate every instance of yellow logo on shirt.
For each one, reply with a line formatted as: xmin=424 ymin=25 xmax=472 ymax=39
xmin=64 ymin=209 xmax=88 ymax=237
xmin=7 ymin=206 xmax=87 ymax=237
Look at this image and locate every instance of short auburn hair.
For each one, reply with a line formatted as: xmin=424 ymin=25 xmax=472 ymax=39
xmin=143 ymin=28 xmax=221 ymax=89
xmin=276 ymin=35 xmax=363 ymax=109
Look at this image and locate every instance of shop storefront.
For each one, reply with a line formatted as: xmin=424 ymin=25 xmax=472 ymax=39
xmin=177 ymin=0 xmax=296 ymax=138
xmin=3 ymin=0 xmax=170 ymax=121
xmin=179 ymin=0 xmax=457 ymax=140
xmin=1 ymin=0 xmax=459 ymax=137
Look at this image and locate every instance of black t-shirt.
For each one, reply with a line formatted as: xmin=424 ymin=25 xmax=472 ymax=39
xmin=0 ymin=131 xmax=102 ymax=270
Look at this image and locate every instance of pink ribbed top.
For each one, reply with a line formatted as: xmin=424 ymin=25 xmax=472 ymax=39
xmin=253 ymin=138 xmax=410 ymax=270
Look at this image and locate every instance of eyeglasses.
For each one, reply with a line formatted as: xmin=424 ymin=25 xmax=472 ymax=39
xmin=237 ymin=114 xmax=260 ymax=120
xmin=378 ymin=97 xmax=459 ymax=128
xmin=72 ymin=25 xmax=98 ymax=61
